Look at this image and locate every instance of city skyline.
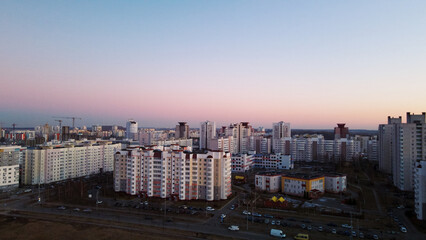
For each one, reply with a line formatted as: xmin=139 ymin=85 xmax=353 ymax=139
xmin=1 ymin=1 xmax=426 ymax=129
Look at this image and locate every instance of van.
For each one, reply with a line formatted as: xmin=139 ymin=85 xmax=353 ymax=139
xmin=294 ymin=233 xmax=309 ymax=240
xmin=270 ymin=229 xmax=286 ymax=238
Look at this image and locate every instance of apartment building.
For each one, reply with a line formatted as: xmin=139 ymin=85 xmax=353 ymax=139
xmin=0 ymin=146 xmax=24 ymax=190
xmin=415 ymin=161 xmax=426 ymax=220
xmin=114 ymin=147 xmax=231 ymax=201
xmin=22 ymin=140 xmax=121 ymax=185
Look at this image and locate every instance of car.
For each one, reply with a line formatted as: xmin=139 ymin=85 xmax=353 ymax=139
xmin=342 ymin=224 xmax=352 ymax=229
xmin=400 ymin=226 xmax=407 ymax=233
xmin=252 ymin=212 xmax=262 ymax=217
xmin=265 ymin=219 xmax=270 ymax=224
xmin=221 ymin=214 xmax=226 ymax=219
xmin=301 ymin=224 xmax=306 ymax=229
xmin=57 ymin=206 xmax=66 ymax=210
xmin=351 ymin=231 xmax=357 ymax=237
xmin=228 ymin=225 xmax=239 ymax=231
xmin=373 ymin=234 xmax=379 ymax=240
xmin=332 ymin=229 xmax=337 ymax=234
xmin=270 ymin=229 xmax=286 ymax=238
xmin=73 ymin=208 xmax=80 ymax=211
xmin=24 ymin=189 xmax=32 ymax=193
xmin=307 ymin=225 xmax=312 ymax=231
xmin=359 ymin=232 xmax=364 ymax=238
xmin=276 ymin=220 xmax=280 ymax=225
xmin=83 ymin=208 xmax=92 ymax=213
xmin=206 ymin=206 xmax=215 ymax=211
xmin=318 ymin=226 xmax=323 ymax=232
xmin=230 ymin=205 xmax=235 ymax=210
xmin=281 ymin=222 xmax=288 ymax=227
xmin=242 ymin=210 xmax=251 ymax=215
xmin=96 ymin=200 xmax=103 ymax=204
xmin=271 ymin=220 xmax=276 ymax=225
xmin=264 ymin=214 xmax=274 ymax=218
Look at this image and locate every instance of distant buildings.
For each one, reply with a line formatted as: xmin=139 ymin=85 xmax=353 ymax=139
xmin=114 ymin=146 xmax=231 ymax=201
xmin=175 ymin=122 xmax=189 ymax=139
xmin=415 ymin=161 xmax=426 ymax=220
xmin=200 ymin=121 xmax=216 ymax=150
xmin=272 ymin=121 xmax=291 ymax=154
xmin=126 ymin=119 xmax=138 ymax=141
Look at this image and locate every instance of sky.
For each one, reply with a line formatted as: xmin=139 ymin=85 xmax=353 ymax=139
xmin=1 ymin=1 xmax=426 ymax=130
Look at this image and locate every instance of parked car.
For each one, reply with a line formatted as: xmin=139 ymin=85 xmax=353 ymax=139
xmin=265 ymin=219 xmax=270 ymax=224
xmin=318 ymin=226 xmax=323 ymax=232
xmin=264 ymin=214 xmax=274 ymax=218
xmin=342 ymin=224 xmax=352 ymax=229
xmin=57 ymin=206 xmax=66 ymax=210
xmin=351 ymin=231 xmax=357 ymax=237
xmin=373 ymin=234 xmax=379 ymax=239
xmin=206 ymin=206 xmax=215 ymax=211
xmin=400 ymin=226 xmax=407 ymax=233
xmin=228 ymin=225 xmax=239 ymax=231
xmin=276 ymin=220 xmax=281 ymax=225
xmin=332 ymin=229 xmax=337 ymax=234
xmin=242 ymin=210 xmax=251 ymax=215
xmin=271 ymin=220 xmax=276 ymax=225
xmin=301 ymin=224 xmax=306 ymax=229
xmin=252 ymin=212 xmax=262 ymax=217
xmin=73 ymin=208 xmax=80 ymax=211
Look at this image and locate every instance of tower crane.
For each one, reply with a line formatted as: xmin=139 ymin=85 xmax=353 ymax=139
xmin=52 ymin=116 xmax=82 ymax=129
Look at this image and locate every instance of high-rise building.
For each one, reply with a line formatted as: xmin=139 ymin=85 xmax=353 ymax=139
xmin=334 ymin=123 xmax=349 ymax=139
xmin=114 ymin=147 xmax=231 ymax=201
xmin=0 ymin=146 xmax=23 ymax=190
xmin=378 ymin=117 xmax=402 ymax=174
xmin=272 ymin=121 xmax=291 ymax=139
xmin=175 ymin=122 xmax=189 ymax=139
xmin=200 ymin=121 xmax=216 ymax=150
xmin=226 ymin=122 xmax=252 ymax=154
xmin=415 ymin=161 xmax=426 ymax=220
xmin=126 ymin=119 xmax=138 ymax=141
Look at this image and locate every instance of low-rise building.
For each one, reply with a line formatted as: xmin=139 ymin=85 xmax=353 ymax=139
xmin=231 ymin=154 xmax=253 ymax=173
xmin=281 ymin=173 xmax=324 ymax=198
xmin=324 ymin=173 xmax=347 ymax=193
xmin=253 ymin=153 xmax=293 ymax=170
xmin=255 ymin=173 xmax=281 ymax=193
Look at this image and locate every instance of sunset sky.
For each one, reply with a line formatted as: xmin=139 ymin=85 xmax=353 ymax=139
xmin=1 ymin=1 xmax=426 ymax=129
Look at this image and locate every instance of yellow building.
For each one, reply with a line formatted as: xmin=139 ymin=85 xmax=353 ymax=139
xmin=281 ymin=173 xmax=324 ymax=198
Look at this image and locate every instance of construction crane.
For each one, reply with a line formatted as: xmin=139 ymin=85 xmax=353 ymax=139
xmin=52 ymin=116 xmax=82 ymax=129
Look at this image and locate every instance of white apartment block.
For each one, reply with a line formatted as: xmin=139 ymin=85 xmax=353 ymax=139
xmin=272 ymin=121 xmax=291 ymax=153
xmin=0 ymin=146 xmax=23 ymax=190
xmin=226 ymin=122 xmax=252 ymax=154
xmin=415 ymin=161 xmax=426 ymax=220
xmin=324 ymin=174 xmax=347 ymax=193
xmin=255 ymin=174 xmax=281 ymax=193
xmin=253 ymin=153 xmax=293 ymax=170
xmin=22 ymin=141 xmax=121 ymax=185
xmin=231 ymin=154 xmax=253 ymax=173
xmin=114 ymin=147 xmax=231 ymax=201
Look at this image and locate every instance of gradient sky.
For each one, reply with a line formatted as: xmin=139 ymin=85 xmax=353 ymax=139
xmin=1 ymin=1 xmax=426 ymax=129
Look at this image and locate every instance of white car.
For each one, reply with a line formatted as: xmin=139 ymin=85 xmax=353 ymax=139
xmin=242 ymin=210 xmax=251 ymax=215
xmin=228 ymin=225 xmax=239 ymax=231
xmin=400 ymin=226 xmax=407 ymax=233
xmin=206 ymin=206 xmax=215 ymax=211
xmin=221 ymin=214 xmax=226 ymax=218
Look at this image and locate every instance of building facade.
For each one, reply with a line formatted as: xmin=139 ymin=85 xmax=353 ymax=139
xmin=0 ymin=146 xmax=23 ymax=190
xmin=114 ymin=147 xmax=231 ymax=201
xmin=281 ymin=174 xmax=325 ymax=197
xmin=324 ymin=174 xmax=347 ymax=193
xmin=255 ymin=173 xmax=281 ymax=193
xmin=22 ymin=141 xmax=121 ymax=185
